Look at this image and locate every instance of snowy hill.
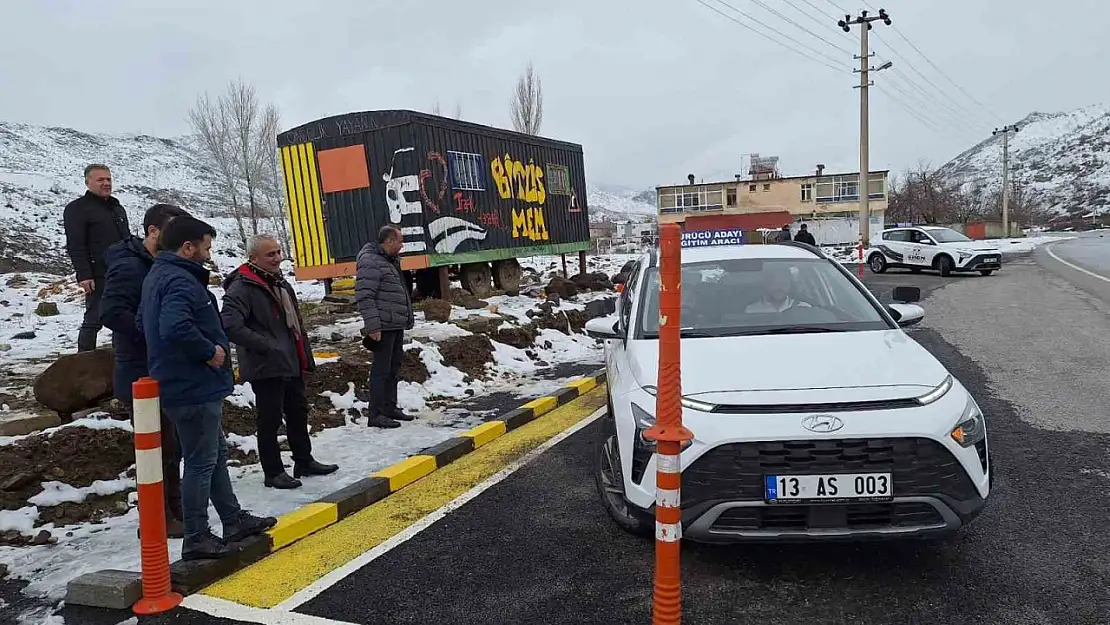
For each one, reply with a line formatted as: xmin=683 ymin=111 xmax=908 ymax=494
xmin=939 ymin=103 xmax=1110 ymax=215
xmin=0 ymin=120 xmax=654 ymax=274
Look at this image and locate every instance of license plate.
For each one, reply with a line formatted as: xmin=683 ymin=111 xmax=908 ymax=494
xmin=765 ymin=473 xmax=892 ymax=503
xmin=983 ymin=256 xmax=999 ymax=263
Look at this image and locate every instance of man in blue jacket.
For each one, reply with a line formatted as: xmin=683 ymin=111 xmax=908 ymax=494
xmin=139 ymin=215 xmax=276 ymax=560
xmin=100 ymin=203 xmax=188 ymax=538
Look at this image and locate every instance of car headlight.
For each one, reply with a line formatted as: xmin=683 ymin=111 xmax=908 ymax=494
xmin=950 ymin=398 xmax=985 ymax=448
xmin=957 ymin=251 xmax=973 ymax=262
xmin=641 ymin=385 xmax=717 ymax=412
xmin=631 ymin=402 xmax=693 ymax=450
xmin=916 ymin=375 xmax=953 ymax=406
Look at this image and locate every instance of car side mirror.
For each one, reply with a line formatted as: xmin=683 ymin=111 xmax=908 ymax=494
xmin=892 ymin=286 xmax=921 ymax=303
xmin=585 ymin=315 xmax=624 ymax=340
xmin=888 ymin=303 xmax=925 ymax=327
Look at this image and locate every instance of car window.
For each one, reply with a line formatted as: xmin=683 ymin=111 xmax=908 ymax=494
xmin=925 ymin=228 xmax=971 ymax=243
xmin=909 ymin=230 xmax=935 ymax=245
xmin=635 ymin=258 xmax=891 ymax=338
xmin=619 ymin=261 xmax=640 ymax=332
xmin=883 ymin=230 xmax=911 ymax=242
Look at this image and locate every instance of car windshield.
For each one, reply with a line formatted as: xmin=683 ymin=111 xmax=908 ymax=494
xmin=925 ymin=228 xmax=971 ymax=243
xmin=636 ymin=258 xmax=891 ymax=338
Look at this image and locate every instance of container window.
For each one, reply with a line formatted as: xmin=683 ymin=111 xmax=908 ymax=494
xmin=547 ymin=163 xmax=571 ymax=195
xmin=448 ymin=151 xmax=485 ymax=191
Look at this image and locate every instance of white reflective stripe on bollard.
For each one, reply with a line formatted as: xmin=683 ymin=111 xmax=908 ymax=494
xmin=135 ymin=448 xmax=165 ymax=485
xmin=133 ymin=397 xmax=161 ymax=434
xmin=657 ymin=453 xmax=680 ymax=473
xmin=655 ymin=521 xmax=682 ymax=542
xmin=656 ymin=488 xmax=681 ymax=508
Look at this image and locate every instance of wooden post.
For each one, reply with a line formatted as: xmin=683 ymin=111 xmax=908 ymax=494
xmin=578 ymin=250 xmax=588 ymax=277
xmin=560 ymin=254 xmax=568 ymax=278
xmin=437 ymin=266 xmax=450 ymax=300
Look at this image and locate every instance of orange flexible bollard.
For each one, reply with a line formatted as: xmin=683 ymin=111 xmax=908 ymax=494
xmin=642 ymin=223 xmax=694 ymax=625
xmin=857 ymin=241 xmax=864 ymax=279
xmin=131 ymin=377 xmax=182 ymax=615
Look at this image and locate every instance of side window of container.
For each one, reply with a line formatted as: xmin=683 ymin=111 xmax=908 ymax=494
xmin=546 ymin=164 xmax=572 ymax=195
xmin=448 ymin=151 xmax=485 ymax=191
xmin=619 ymin=262 xmax=641 ymax=332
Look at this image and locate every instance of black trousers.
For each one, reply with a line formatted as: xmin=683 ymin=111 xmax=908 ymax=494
xmin=78 ymin=277 xmax=105 ymax=352
xmin=369 ymin=330 xmax=404 ymax=417
xmin=252 ymin=377 xmax=315 ymax=478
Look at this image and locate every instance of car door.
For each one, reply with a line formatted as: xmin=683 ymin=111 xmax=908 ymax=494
xmin=879 ymin=229 xmax=911 ymax=265
xmin=607 ymin=261 xmax=641 ymax=398
xmin=906 ymin=229 xmax=939 ymax=267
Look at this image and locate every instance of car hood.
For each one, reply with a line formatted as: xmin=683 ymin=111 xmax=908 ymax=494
xmin=938 ymin=241 xmax=1000 ymax=253
xmin=627 ymin=329 xmax=949 ymax=402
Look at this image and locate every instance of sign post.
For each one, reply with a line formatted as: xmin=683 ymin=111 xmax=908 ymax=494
xmin=643 ymin=223 xmax=694 ymax=625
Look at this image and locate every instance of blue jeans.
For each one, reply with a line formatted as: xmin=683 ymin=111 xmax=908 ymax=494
xmin=163 ymin=401 xmax=242 ymax=540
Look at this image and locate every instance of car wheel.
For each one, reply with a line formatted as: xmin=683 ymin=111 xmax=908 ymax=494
xmin=595 ymin=433 xmax=652 ymax=538
xmin=868 ymin=253 xmax=887 ymax=274
xmin=936 ymin=255 xmax=954 ymax=277
xmin=979 ymin=269 xmax=994 ymax=276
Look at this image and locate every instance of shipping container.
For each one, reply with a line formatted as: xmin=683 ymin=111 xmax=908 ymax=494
xmin=275 ymin=109 xmax=591 ymax=296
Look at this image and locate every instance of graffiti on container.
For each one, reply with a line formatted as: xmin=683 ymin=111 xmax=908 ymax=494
xmin=511 ymin=206 xmax=549 ymax=242
xmin=491 ymin=154 xmax=546 ymax=205
xmin=419 ymin=151 xmax=449 ymax=213
xmin=478 ymin=210 xmax=503 ymax=229
xmin=454 ymin=191 xmax=475 ymax=213
xmin=283 ymin=123 xmax=328 ymax=146
xmin=334 ymin=114 xmax=384 ymax=138
xmin=382 ymin=147 xmax=487 ymax=254
xmin=427 ymin=216 xmax=488 ymax=254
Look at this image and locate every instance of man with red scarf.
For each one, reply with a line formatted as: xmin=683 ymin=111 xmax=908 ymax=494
xmin=221 ymin=234 xmax=338 ymax=489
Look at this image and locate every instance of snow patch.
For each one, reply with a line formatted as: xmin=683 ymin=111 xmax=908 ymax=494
xmin=27 ymin=478 xmax=135 ymax=507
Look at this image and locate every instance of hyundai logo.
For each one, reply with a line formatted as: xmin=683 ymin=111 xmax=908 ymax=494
xmin=802 ymin=414 xmax=844 ymax=433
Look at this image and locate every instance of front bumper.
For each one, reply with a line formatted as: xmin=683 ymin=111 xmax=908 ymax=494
xmin=955 ymin=253 xmax=1003 ymax=271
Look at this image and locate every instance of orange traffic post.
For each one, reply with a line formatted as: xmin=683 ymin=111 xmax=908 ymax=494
xmin=131 ymin=377 xmax=183 ymax=615
xmin=642 ymin=222 xmax=694 ymax=625
xmin=857 ymin=241 xmax=864 ymax=279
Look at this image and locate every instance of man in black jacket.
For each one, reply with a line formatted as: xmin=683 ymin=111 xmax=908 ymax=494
xmin=64 ymin=164 xmax=131 ymax=352
xmin=355 ymin=225 xmax=416 ymax=429
xmin=100 ymin=203 xmax=188 ymax=537
xmin=221 ymin=234 xmax=338 ymax=489
xmin=794 ymin=223 xmax=817 ymax=246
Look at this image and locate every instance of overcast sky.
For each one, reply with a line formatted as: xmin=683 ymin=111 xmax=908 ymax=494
xmin=2 ymin=0 xmax=1107 ymax=190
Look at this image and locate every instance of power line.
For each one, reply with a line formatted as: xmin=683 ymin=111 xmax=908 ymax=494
xmin=881 ymin=65 xmax=993 ymax=134
xmin=878 ymin=80 xmax=983 ymax=136
xmin=781 ymin=0 xmax=854 ymax=40
xmin=822 ymin=0 xmax=849 ymax=16
xmin=743 ymin=0 xmax=856 ymax=57
xmin=874 ymin=85 xmax=942 ymax=132
xmin=693 ymin=0 xmax=851 ymax=73
xmin=796 ymin=0 xmax=841 ymax=22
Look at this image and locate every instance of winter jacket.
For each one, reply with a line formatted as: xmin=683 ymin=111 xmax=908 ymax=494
xmin=355 ymin=241 xmax=414 ymax=333
xmin=220 ymin=264 xmax=316 ymax=382
xmin=774 ymin=229 xmax=792 ymax=243
xmin=63 ymin=191 xmax=130 ymax=281
xmin=138 ymin=252 xmax=234 ymax=409
xmin=794 ymin=230 xmax=816 ymax=245
xmin=100 ymin=237 xmax=155 ymax=403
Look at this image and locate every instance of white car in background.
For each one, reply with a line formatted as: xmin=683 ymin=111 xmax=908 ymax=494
xmin=866 ymin=226 xmax=1002 ymax=276
xmin=585 ymin=241 xmax=991 ymax=543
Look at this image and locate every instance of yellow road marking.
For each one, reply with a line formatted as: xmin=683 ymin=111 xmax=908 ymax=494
xmin=372 ymin=455 xmax=436 ymax=491
xmin=267 ymin=503 xmax=339 ymax=550
xmin=566 ymin=377 xmax=598 ymax=394
xmin=202 ymin=385 xmax=607 ymax=608
xmin=460 ymin=420 xmax=507 ymax=448
xmin=521 ymin=395 xmax=558 ymax=417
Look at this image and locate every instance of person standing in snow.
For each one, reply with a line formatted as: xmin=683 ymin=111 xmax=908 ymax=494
xmin=220 ymin=234 xmax=338 ymax=490
xmin=355 ymin=224 xmax=415 ymax=429
xmin=774 ymin=224 xmax=793 ymax=242
xmin=100 ymin=203 xmax=188 ymax=537
xmin=63 ymin=164 xmax=130 ymax=352
xmin=794 ymin=223 xmax=816 ymax=246
xmin=138 ymin=215 xmax=276 ymax=560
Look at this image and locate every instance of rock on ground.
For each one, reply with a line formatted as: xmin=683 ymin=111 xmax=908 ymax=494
xmin=33 ymin=348 xmax=115 ymax=415
xmin=420 ymin=299 xmax=453 ymax=323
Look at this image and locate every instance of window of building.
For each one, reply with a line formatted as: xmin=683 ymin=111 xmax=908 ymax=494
xmin=726 ymin=188 xmax=737 ymax=206
xmin=447 ymin=151 xmax=484 ymax=191
xmin=658 ymin=187 xmax=724 ymax=213
xmin=814 ymin=173 xmax=887 ymax=203
xmin=762 ymin=183 xmax=771 ymax=192
xmin=801 ymin=183 xmax=813 ymax=202
xmin=546 ymin=163 xmax=571 ymax=195
xmin=749 ymin=184 xmax=757 ymax=193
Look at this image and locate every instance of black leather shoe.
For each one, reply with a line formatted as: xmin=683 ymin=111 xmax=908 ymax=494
xmin=367 ymin=414 xmax=401 ymax=428
xmin=182 ymin=531 xmax=232 ymax=561
xmin=264 ymin=472 xmax=302 ymax=489
xmin=294 ymin=460 xmax=339 ymax=478
xmin=388 ymin=408 xmax=415 ymax=422
xmin=223 ymin=511 xmax=278 ymax=543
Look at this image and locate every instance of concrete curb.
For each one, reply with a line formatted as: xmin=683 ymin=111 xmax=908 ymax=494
xmin=65 ymin=368 xmax=608 ymax=609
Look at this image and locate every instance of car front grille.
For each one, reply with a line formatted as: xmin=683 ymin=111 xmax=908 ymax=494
xmin=683 ymin=437 xmax=980 ymax=510
xmin=710 ymin=501 xmax=944 ymax=532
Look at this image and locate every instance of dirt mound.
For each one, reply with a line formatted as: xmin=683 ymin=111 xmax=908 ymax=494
xmin=545 ymin=276 xmax=579 ymax=299
xmin=399 ymin=347 xmax=429 ymax=383
xmin=571 ymin=271 xmax=614 ymax=292
xmin=494 ymin=325 xmax=537 ymax=349
xmin=438 ymin=335 xmax=495 ymax=378
xmin=222 ymin=403 xmax=256 ymax=436
xmin=36 ymin=490 xmax=132 ymax=528
xmin=417 ymin=298 xmax=452 ymax=322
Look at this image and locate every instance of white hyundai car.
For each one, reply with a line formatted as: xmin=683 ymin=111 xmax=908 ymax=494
xmin=865 ymin=225 xmax=1002 ymax=276
xmin=585 ymin=241 xmax=991 ymax=543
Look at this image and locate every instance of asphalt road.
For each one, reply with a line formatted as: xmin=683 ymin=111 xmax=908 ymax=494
xmin=62 ymin=248 xmax=1110 ymax=625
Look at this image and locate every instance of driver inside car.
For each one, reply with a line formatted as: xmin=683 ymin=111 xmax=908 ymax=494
xmin=744 ymin=262 xmax=812 ymax=313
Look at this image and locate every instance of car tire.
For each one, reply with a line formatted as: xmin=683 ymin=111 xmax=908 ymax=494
xmin=595 ymin=431 xmax=652 ymax=539
xmin=936 ymin=255 xmax=954 ymax=277
xmin=979 ymin=269 xmax=994 ymax=276
xmin=868 ymin=253 xmax=887 ymax=274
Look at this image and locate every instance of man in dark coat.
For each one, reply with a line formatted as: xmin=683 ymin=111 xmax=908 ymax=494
xmin=64 ymin=164 xmax=131 ymax=351
xmin=794 ymin=223 xmax=817 ymax=246
xmin=355 ymin=225 xmax=415 ymax=429
xmin=774 ymin=224 xmax=792 ymax=242
xmin=100 ymin=203 xmax=188 ymax=537
xmin=221 ymin=234 xmax=338 ymax=490
xmin=138 ymin=215 xmax=276 ymax=560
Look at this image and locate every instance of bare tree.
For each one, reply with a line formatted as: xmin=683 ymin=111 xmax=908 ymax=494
xmin=510 ymin=62 xmax=543 ymax=135
xmin=257 ymin=105 xmax=291 ymax=255
xmin=224 ymin=81 xmax=266 ymax=237
xmin=431 ymin=100 xmax=442 ymax=116
xmin=454 ymin=103 xmax=463 ymax=120
xmin=188 ymin=93 xmax=247 ymax=244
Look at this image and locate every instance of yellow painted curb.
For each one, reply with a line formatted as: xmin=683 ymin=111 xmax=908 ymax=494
xmin=372 ymin=455 xmax=437 ymax=491
xmin=312 ymin=351 xmax=340 ymax=359
xmin=267 ymin=502 xmax=339 ymax=550
xmin=521 ymin=395 xmax=558 ymax=417
xmin=566 ymin=377 xmax=598 ymax=394
xmin=460 ymin=420 xmax=507 ymax=449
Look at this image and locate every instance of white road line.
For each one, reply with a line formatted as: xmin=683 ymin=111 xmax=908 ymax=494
xmin=1045 ymin=241 xmax=1110 ymax=283
xmin=273 ymin=405 xmax=607 ymax=612
xmin=180 ymin=595 xmax=360 ymax=624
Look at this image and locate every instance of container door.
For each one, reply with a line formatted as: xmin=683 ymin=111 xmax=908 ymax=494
xmin=280 ymin=142 xmax=333 ymax=269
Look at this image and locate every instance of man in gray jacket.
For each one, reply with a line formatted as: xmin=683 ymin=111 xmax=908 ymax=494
xmin=355 ymin=225 xmax=415 ymax=429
